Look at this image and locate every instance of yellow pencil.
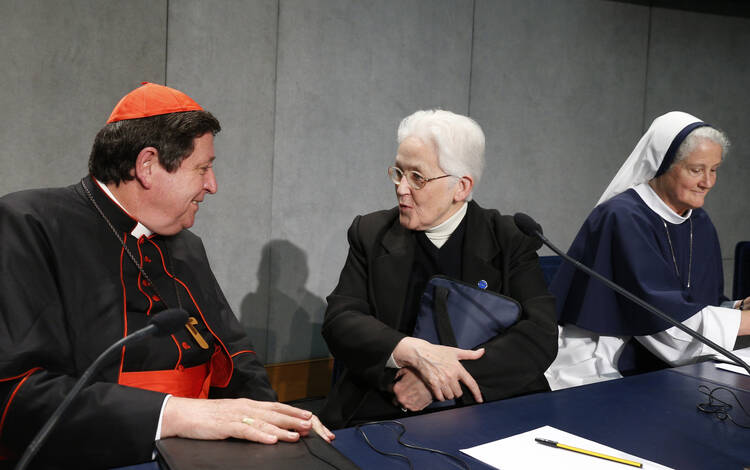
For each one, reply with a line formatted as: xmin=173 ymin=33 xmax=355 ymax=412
xmin=535 ymin=437 xmax=643 ymax=468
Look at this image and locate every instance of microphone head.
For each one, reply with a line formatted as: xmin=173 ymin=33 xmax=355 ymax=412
xmin=148 ymin=308 xmax=189 ymax=337
xmin=513 ymin=212 xmax=543 ymax=238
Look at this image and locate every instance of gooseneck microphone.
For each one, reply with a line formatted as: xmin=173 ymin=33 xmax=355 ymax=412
xmin=513 ymin=212 xmax=750 ymax=376
xmin=15 ymin=308 xmax=189 ymax=470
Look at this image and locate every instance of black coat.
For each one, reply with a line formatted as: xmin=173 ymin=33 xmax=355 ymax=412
xmin=0 ymin=176 xmax=275 ymax=468
xmin=320 ymin=201 xmax=558 ymax=428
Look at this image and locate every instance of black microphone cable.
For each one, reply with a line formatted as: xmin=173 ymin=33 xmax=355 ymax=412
xmin=696 ymin=384 xmax=750 ymax=429
xmin=355 ymin=420 xmax=470 ymax=470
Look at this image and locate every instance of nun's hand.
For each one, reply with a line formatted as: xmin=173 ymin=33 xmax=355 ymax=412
xmin=392 ymin=337 xmax=484 ymax=403
xmin=392 ymin=367 xmax=433 ymax=411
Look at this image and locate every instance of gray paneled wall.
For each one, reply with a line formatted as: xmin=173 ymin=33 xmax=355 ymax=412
xmin=470 ymin=0 xmax=649 ymax=247
xmin=2 ymin=0 xmax=748 ymax=364
xmin=0 ymin=0 xmax=166 ymax=193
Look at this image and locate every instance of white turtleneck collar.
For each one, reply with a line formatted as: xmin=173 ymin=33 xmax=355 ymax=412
xmin=424 ymin=202 xmax=468 ymax=248
xmin=633 ymin=183 xmax=691 ymax=224
xmin=94 ymin=179 xmax=153 ymax=238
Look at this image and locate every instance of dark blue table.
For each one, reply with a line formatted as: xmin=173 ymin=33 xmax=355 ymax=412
xmin=331 ymin=363 xmax=750 ymax=470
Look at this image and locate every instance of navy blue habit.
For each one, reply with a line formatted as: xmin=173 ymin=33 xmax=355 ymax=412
xmin=550 ymin=188 xmax=725 ymax=373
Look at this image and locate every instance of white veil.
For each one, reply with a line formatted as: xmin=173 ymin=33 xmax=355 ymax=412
xmin=596 ymin=111 xmax=705 ymax=206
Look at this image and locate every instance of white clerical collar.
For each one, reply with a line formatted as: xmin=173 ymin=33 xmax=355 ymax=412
xmin=425 ymin=202 xmax=468 ymax=248
xmin=94 ymin=178 xmax=153 ymax=238
xmin=633 ymin=182 xmax=691 ymax=224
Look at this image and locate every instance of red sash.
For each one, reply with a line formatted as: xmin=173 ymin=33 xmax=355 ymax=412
xmin=119 ymin=363 xmax=211 ymax=398
xmin=117 ymin=346 xmax=232 ymax=398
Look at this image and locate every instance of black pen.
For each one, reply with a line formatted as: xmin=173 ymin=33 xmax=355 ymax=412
xmin=535 ymin=437 xmax=643 ymax=468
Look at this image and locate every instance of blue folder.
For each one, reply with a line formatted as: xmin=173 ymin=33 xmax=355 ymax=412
xmin=413 ymin=275 xmax=521 ymax=350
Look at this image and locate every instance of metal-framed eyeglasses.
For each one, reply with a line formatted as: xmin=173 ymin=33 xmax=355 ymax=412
xmin=388 ymin=166 xmax=455 ymax=190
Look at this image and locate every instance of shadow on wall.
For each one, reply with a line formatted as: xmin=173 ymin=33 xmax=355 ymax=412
xmin=240 ymin=239 xmax=329 ymax=365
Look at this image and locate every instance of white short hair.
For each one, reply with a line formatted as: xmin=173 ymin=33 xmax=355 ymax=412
xmin=397 ymin=109 xmax=485 ymax=200
xmin=674 ymin=126 xmax=730 ymax=165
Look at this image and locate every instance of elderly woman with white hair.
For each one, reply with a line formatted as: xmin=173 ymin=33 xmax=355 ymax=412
xmin=320 ymin=110 xmax=558 ymax=428
xmin=545 ymin=111 xmax=750 ymax=390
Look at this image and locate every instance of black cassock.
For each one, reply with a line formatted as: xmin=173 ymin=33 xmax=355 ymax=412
xmin=0 ymin=176 xmax=274 ymax=468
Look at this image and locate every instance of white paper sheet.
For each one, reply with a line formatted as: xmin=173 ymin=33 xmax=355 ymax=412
xmin=712 ymin=346 xmax=750 ymax=375
xmin=715 ymin=362 xmax=749 ymax=376
xmin=460 ymin=425 xmax=673 ymax=470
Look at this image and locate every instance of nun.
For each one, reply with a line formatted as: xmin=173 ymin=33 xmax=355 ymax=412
xmin=321 ymin=109 xmax=557 ymax=428
xmin=545 ymin=111 xmax=750 ymax=390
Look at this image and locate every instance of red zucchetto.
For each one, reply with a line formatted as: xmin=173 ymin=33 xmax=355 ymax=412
xmin=106 ymin=82 xmax=203 ymax=124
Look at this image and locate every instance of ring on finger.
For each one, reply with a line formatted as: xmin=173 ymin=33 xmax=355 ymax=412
xmin=241 ymin=417 xmax=254 ymax=425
